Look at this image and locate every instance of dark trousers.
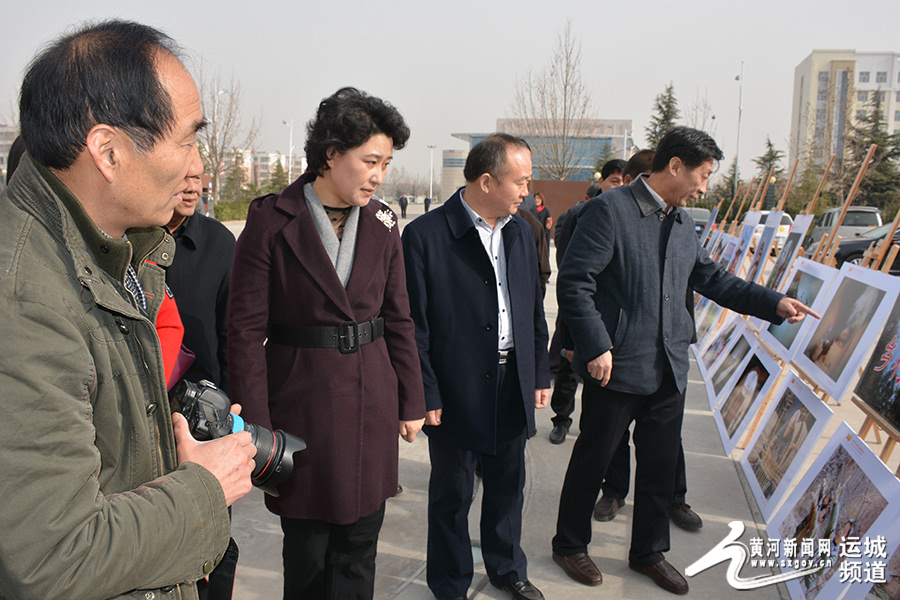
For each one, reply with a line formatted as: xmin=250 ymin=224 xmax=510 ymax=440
xmin=280 ymin=502 xmax=386 ymax=600
xmin=553 ymin=371 xmax=684 ymax=566
xmin=601 ymin=429 xmax=688 ymax=505
xmin=198 ymin=537 xmax=239 ymax=600
xmin=550 ymin=354 xmax=579 ymax=428
xmin=426 ymin=362 xmax=528 ymax=599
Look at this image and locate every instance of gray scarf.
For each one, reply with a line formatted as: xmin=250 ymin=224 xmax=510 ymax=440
xmin=304 ymin=182 xmax=359 ymax=287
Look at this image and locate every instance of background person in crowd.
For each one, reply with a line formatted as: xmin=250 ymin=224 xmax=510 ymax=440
xmin=228 ymin=87 xmax=426 ymax=600
xmin=165 ymin=172 xmax=236 ymax=394
xmin=552 ymin=127 xmax=817 ymax=595
xmin=534 ymin=191 xmax=552 ymax=236
xmin=403 ymin=133 xmax=550 ymax=600
xmin=165 ymin=171 xmax=239 ymax=599
xmin=547 ymin=158 xmax=628 ymax=445
xmin=0 ymin=20 xmax=256 ymax=600
xmin=399 ymin=192 xmax=409 ymax=218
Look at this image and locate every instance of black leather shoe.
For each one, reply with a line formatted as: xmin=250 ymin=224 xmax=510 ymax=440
xmin=593 ymin=495 xmax=625 ymax=521
xmin=552 ymin=552 xmax=603 ymax=586
xmin=629 ymin=560 xmax=689 ymax=595
xmin=495 ymin=580 xmax=544 ymax=600
xmin=669 ymin=502 xmax=702 ymax=531
xmin=549 ymin=424 xmax=568 ymax=444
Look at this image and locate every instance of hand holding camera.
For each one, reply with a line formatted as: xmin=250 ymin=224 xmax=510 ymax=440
xmin=173 ymin=410 xmax=256 ymax=506
xmin=172 ymin=380 xmax=307 ymax=498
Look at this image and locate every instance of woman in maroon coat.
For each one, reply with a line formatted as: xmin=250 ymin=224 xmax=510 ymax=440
xmin=228 ymin=87 xmax=426 ymax=600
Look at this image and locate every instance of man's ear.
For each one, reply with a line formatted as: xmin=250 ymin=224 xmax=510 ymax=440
xmin=668 ymin=156 xmax=683 ymax=177
xmin=478 ymin=172 xmax=492 ymax=195
xmin=85 ymin=124 xmax=120 ymax=183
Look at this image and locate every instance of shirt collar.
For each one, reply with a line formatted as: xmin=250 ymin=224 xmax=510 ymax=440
xmin=460 ymin=189 xmax=513 ymax=231
xmin=637 ymin=174 xmax=671 ymax=213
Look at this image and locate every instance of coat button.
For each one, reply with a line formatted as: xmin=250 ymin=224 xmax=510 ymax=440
xmin=144 ymin=593 xmax=155 ymax=600
xmin=663 ymin=334 xmax=669 ymax=341
xmin=203 ymin=560 xmax=214 ymax=574
xmin=100 ymin=245 xmax=110 ymax=254
xmin=161 ymin=586 xmax=176 ymax=594
xmin=664 ymin=294 xmax=669 ymax=301
xmin=486 ymin=371 xmax=495 ymax=379
xmin=115 ymin=318 xmax=130 ymax=335
xmin=485 ymin=323 xmax=493 ymax=330
xmin=658 ymin=213 xmax=665 ymax=221
xmin=161 ymin=252 xmax=169 ymax=260
xmin=484 ymin=279 xmax=491 ymax=285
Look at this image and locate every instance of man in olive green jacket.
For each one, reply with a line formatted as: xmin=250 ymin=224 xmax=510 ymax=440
xmin=0 ymin=21 xmax=256 ymax=600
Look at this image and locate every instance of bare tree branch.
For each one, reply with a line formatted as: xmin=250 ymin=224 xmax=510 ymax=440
xmin=196 ymin=66 xmax=260 ymax=211
xmin=683 ymin=87 xmax=717 ymax=138
xmin=508 ymin=21 xmax=598 ymax=180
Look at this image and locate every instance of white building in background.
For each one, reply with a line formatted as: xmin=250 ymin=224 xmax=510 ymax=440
xmin=790 ymin=49 xmax=900 ymax=169
xmin=0 ymin=123 xmax=19 ymax=186
xmin=442 ymin=149 xmax=468 ymax=197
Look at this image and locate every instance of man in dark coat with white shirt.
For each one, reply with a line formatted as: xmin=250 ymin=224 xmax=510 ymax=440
xmin=551 ymin=127 xmax=817 ymax=595
xmin=403 ymin=134 xmax=550 ymax=600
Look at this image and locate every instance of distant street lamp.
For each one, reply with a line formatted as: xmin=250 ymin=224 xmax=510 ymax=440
xmin=211 ymin=88 xmax=228 ymax=208
xmin=427 ymin=145 xmax=436 ymax=201
xmin=734 ymin=62 xmax=744 ymax=199
xmin=282 ymin=119 xmax=294 ymax=183
xmin=622 ymin=129 xmax=633 ymax=159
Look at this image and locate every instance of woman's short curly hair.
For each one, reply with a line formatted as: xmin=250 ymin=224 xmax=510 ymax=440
xmin=305 ymin=87 xmax=410 ymax=175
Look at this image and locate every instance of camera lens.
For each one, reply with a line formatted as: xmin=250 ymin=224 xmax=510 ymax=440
xmin=244 ymin=424 xmax=306 ymax=497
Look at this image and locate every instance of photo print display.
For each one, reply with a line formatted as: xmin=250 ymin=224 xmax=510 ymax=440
xmin=694 ymin=314 xmax=743 ymax=379
xmin=767 ymin=422 xmax=900 ymax=600
xmin=699 ymin=207 xmax=719 ymax=246
xmin=709 ymin=232 xmax=737 ymax=264
xmin=713 ymin=347 xmax=782 ymax=455
xmin=765 ymin=214 xmax=815 ymax=292
xmin=695 ymin=302 xmax=725 ymax=349
xmin=706 ymin=331 xmax=755 ymax=410
xmin=746 ymin=212 xmax=783 ymax=285
xmin=795 ymin=264 xmax=900 ymax=402
xmin=739 ymin=373 xmax=833 ymax=521
xmin=726 ymin=233 xmax=754 ymax=276
xmin=759 ymin=258 xmax=839 ymax=363
xmin=855 ymin=294 xmax=900 ymax=433
xmin=717 ymin=237 xmax=740 ymax=271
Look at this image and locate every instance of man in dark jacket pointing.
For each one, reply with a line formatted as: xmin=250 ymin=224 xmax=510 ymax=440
xmin=551 ymin=127 xmax=817 ymax=595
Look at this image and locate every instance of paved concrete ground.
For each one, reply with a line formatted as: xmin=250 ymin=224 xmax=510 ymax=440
xmin=222 ymin=199 xmax=893 ymax=600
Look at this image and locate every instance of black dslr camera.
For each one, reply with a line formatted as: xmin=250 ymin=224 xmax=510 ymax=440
xmin=172 ymin=380 xmax=306 ymax=497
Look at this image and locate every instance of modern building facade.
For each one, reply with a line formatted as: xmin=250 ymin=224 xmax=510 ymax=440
xmin=452 ymin=118 xmax=634 ymax=181
xmin=790 ymin=49 xmax=900 ymax=169
xmin=441 ymin=149 xmax=468 ymax=197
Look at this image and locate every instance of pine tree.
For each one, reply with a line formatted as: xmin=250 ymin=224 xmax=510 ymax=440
xmin=593 ymin=141 xmax=617 ymax=175
xmin=266 ymin=154 xmax=290 ymax=195
xmin=645 ymin=82 xmax=680 ymax=147
xmin=842 ymin=91 xmax=900 ymax=214
xmin=220 ymin=151 xmax=248 ymax=203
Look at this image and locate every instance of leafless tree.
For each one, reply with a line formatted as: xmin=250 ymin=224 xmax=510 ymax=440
xmin=196 ymin=67 xmax=260 ymax=213
xmin=508 ymin=20 xmax=598 ymax=180
xmin=683 ymin=87 xmax=717 ymax=138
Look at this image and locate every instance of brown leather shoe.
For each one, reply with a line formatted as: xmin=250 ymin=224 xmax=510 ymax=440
xmin=552 ymin=552 xmax=603 ymax=586
xmin=629 ymin=560 xmax=689 ymax=595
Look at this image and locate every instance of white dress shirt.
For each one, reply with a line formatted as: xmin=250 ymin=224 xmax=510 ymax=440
xmin=460 ymin=192 xmax=515 ymax=351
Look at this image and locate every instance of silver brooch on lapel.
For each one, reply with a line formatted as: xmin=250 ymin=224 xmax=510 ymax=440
xmin=376 ymin=209 xmax=395 ymax=230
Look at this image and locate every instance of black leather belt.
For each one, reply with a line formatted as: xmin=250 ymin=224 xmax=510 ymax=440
xmin=267 ymin=318 xmax=384 ymax=354
xmin=499 ymin=348 xmax=516 ymax=364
